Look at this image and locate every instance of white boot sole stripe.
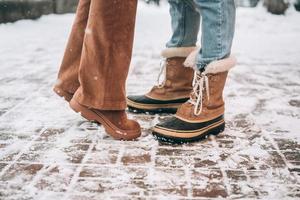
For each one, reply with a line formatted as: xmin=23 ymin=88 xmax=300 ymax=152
xmin=152 ymin=119 xmax=225 ymax=138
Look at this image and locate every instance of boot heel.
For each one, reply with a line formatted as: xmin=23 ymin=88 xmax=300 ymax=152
xmin=209 ymin=123 xmax=225 ymax=136
xmin=69 ymin=99 xmax=97 ymax=122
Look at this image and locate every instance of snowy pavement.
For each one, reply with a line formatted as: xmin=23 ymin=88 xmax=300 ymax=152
xmin=0 ymin=3 xmax=300 ymax=200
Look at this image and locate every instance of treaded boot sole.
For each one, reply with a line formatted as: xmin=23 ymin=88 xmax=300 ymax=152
xmin=152 ymin=122 xmax=225 ymax=144
xmin=127 ymin=98 xmax=181 ymax=114
xmin=69 ymin=99 xmax=141 ymax=141
xmin=127 ymin=106 xmax=177 ymax=114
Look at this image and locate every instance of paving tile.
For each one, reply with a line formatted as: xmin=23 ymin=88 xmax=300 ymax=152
xmin=85 ymin=144 xmax=119 ymax=165
xmin=1 ymin=163 xmax=44 ymax=182
xmin=226 ymin=170 xmax=247 ymax=182
xmin=0 ymin=161 xmax=7 ymax=168
xmin=73 ymin=179 xmax=150 ymax=197
xmin=155 ymin=156 xmax=194 ymax=168
xmin=229 ymin=183 xmax=257 ymax=199
xmin=282 ymin=151 xmax=300 ymax=164
xmin=275 ymin=138 xmax=300 ymax=151
xmin=35 ymin=128 xmax=66 ymax=142
xmin=79 ymin=166 xmax=148 ymax=180
xmin=121 ymin=146 xmax=152 ymax=166
xmin=190 ymin=169 xmax=223 ymax=185
xmin=33 ymin=164 xmax=76 ymax=192
xmin=192 ymin=182 xmax=228 ymax=198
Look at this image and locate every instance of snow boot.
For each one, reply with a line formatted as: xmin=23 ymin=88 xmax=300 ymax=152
xmin=70 ymin=98 xmax=141 ymax=140
xmin=127 ymin=47 xmax=195 ymax=114
xmin=152 ymin=56 xmax=236 ymax=144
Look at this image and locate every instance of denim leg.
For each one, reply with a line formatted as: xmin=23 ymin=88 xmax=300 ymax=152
xmin=166 ymin=0 xmax=201 ymax=48
xmin=193 ymin=0 xmax=236 ymax=71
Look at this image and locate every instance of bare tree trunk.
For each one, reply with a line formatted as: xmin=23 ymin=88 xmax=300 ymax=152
xmin=264 ymin=0 xmax=289 ymax=15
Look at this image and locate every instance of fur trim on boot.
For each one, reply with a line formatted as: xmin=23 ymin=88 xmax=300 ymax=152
xmin=204 ymin=56 xmax=237 ymax=74
xmin=161 ymin=47 xmax=197 ymax=58
xmin=184 ymin=48 xmax=237 ymax=73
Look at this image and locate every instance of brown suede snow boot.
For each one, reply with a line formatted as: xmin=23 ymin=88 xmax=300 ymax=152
xmin=127 ymin=47 xmax=196 ymax=114
xmin=70 ymin=98 xmax=141 ymax=140
xmin=152 ymin=56 xmax=237 ymax=144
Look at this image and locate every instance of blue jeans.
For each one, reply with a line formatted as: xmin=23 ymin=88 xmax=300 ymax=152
xmin=166 ymin=0 xmax=236 ymax=71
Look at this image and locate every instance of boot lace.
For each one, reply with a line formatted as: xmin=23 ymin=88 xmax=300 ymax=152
xmin=188 ymin=71 xmax=210 ymax=116
xmin=156 ymin=59 xmax=167 ymax=88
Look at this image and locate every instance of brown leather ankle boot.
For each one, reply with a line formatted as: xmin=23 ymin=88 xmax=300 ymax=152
xmin=152 ymin=56 xmax=236 ymax=144
xmin=127 ymin=47 xmax=196 ymax=114
xmin=70 ymin=98 xmax=141 ymax=140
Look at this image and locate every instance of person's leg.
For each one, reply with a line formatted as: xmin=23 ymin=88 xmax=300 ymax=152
xmin=166 ymin=0 xmax=200 ymax=48
xmin=153 ymin=0 xmax=237 ymax=144
xmin=127 ymin=0 xmax=200 ymax=114
xmin=54 ymin=0 xmax=91 ymax=101
xmin=70 ymin=0 xmax=141 ymax=140
xmin=195 ymin=0 xmax=236 ymax=71
xmin=73 ymin=0 xmax=137 ymax=110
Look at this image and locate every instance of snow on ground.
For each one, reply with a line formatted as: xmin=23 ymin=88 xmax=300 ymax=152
xmin=0 ymin=2 xmax=299 ymax=200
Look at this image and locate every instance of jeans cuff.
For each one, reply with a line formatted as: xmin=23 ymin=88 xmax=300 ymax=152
xmin=196 ymin=62 xmax=210 ymax=72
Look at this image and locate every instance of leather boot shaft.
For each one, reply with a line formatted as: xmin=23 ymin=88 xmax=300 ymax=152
xmin=147 ymin=57 xmax=194 ymax=100
xmin=176 ymin=71 xmax=228 ymax=122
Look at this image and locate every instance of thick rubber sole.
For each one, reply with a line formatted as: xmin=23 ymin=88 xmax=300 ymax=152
xmin=53 ymin=87 xmax=73 ymax=102
xmin=127 ymin=106 xmax=177 ymax=114
xmin=152 ymin=122 xmax=225 ymax=144
xmin=69 ymin=99 xmax=141 ymax=141
xmin=127 ymin=98 xmax=181 ymax=114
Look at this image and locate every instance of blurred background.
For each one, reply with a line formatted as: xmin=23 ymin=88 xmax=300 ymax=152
xmin=0 ymin=0 xmax=300 ymax=23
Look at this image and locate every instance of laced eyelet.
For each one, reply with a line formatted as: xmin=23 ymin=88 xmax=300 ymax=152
xmin=156 ymin=58 xmax=167 ymax=87
xmin=188 ymin=71 xmax=210 ymax=116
